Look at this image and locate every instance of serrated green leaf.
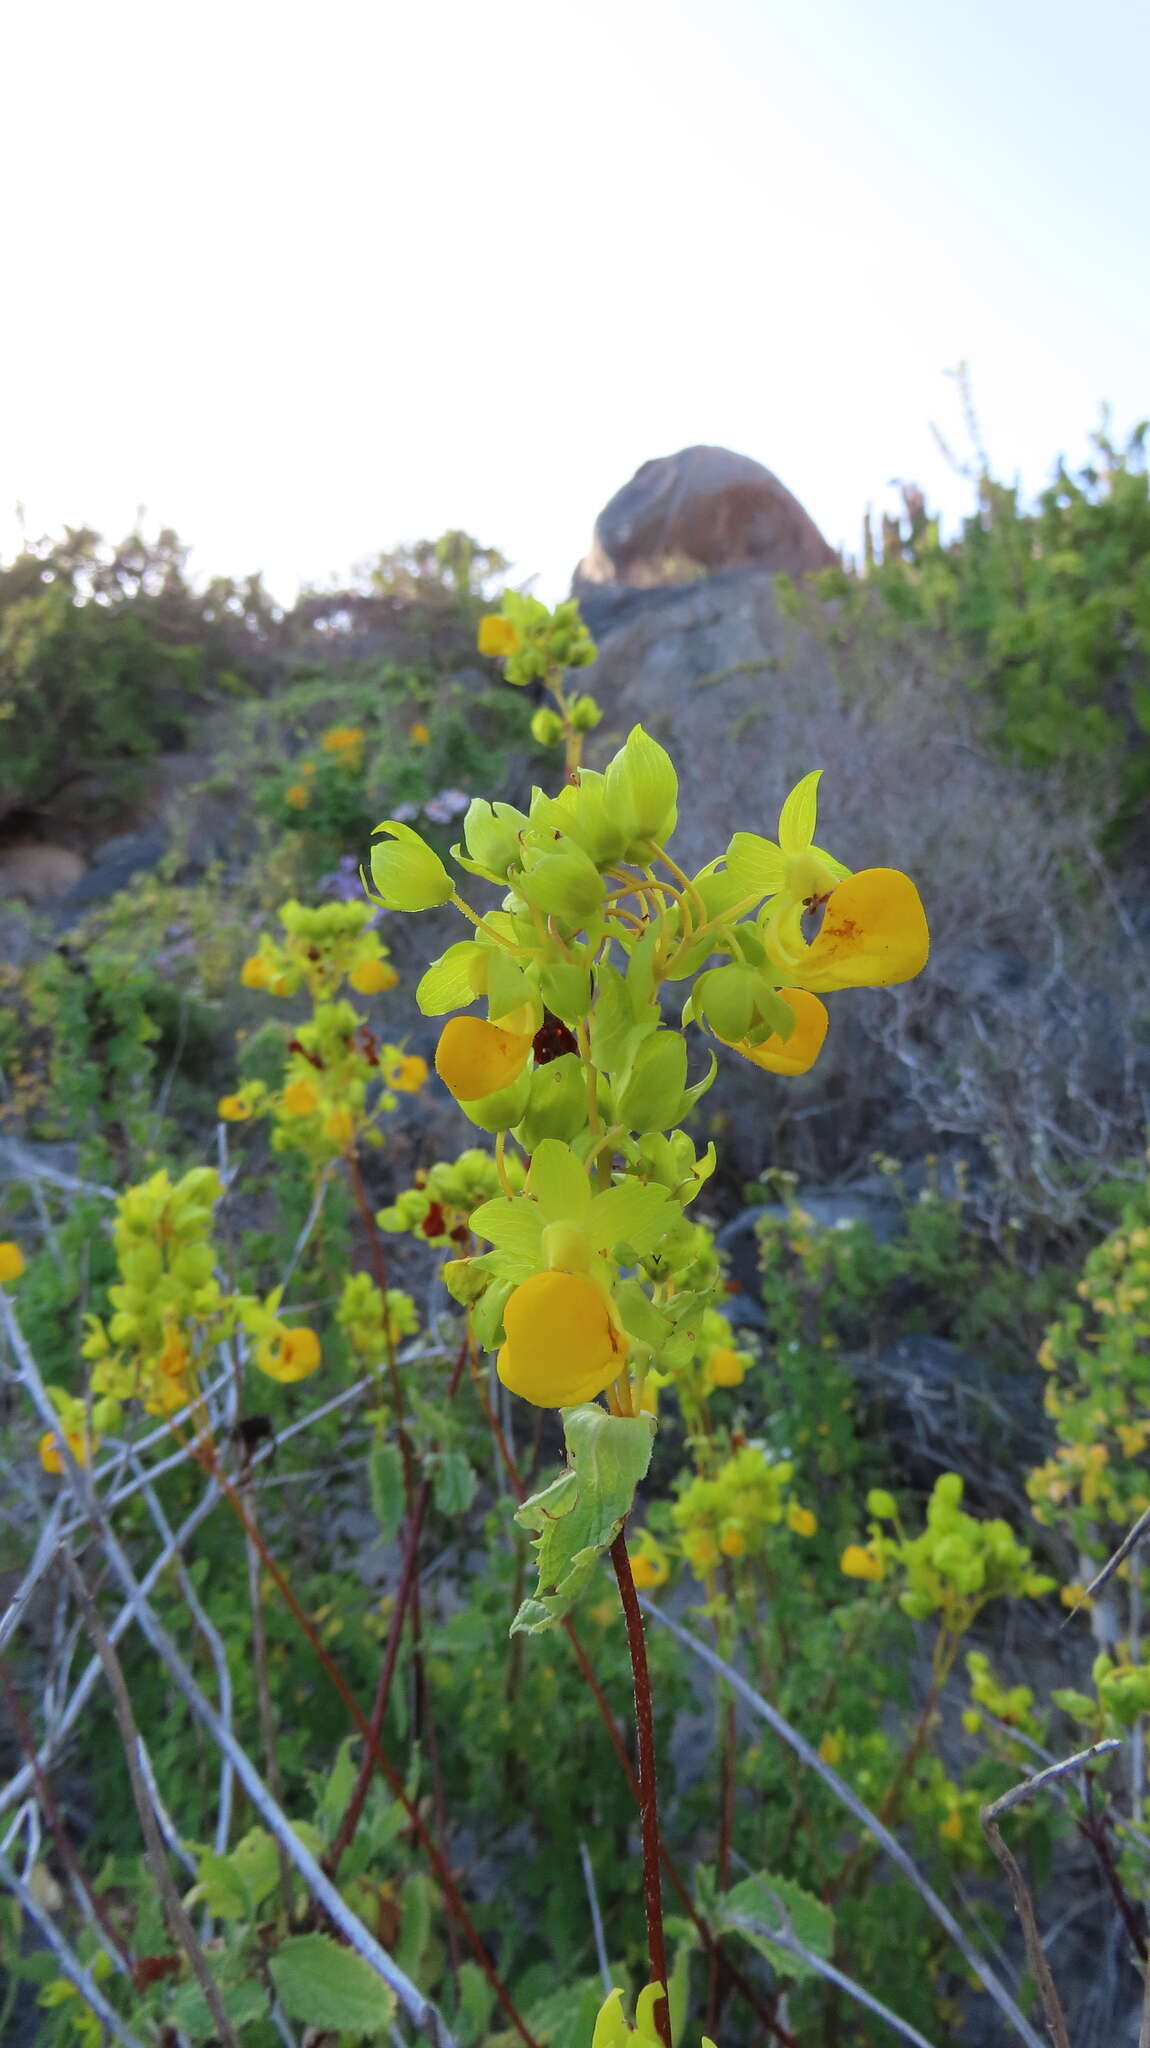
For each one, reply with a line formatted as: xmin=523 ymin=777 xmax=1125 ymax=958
xmin=268 ymin=1932 xmax=397 ymax=2032
xmin=523 ymin=1974 xmax=606 ymax=2048
xmin=167 ymin=1978 xmax=269 ymax=2041
xmin=186 ymin=1846 xmax=251 ymax=1921
xmin=512 ymin=1404 xmax=655 ymax=1634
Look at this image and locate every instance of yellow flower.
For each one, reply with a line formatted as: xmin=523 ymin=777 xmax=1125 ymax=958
xmin=723 ymin=988 xmax=829 ymax=1076
xmin=408 ymin=721 xmax=431 ymax=746
xmin=39 ymin=1429 xmax=90 ymax=1475
xmin=217 ymin=1095 xmax=249 ymax=1122
xmin=788 ymin=1503 xmax=817 ymax=1538
xmin=787 ymin=870 xmax=929 ymax=993
xmin=706 ymin=1346 xmax=746 ymax=1388
xmin=435 ymin=1016 xmax=532 ymax=1103
xmin=285 ymin=782 xmax=310 ymax=810
xmin=478 ymin=615 xmax=520 ymax=658
xmin=281 ymin=1079 xmax=320 ymax=1117
xmin=241 ymin=954 xmax=271 ymax=990
xmin=841 ymin=1543 xmax=885 ymax=1582
xmin=384 ymin=1052 xmax=428 ymax=1093
xmin=630 ymin=1540 xmax=670 ymax=1591
xmin=349 ymin=957 xmax=398 ymax=995
xmin=322 ymin=724 xmax=364 ymax=755
xmin=0 ymin=1241 xmax=26 ymax=1283
xmin=939 ymin=1808 xmax=963 ymax=1843
xmin=255 ymin=1325 xmax=322 ymax=1383
xmin=818 ymin=1730 xmax=844 ymax=1766
xmin=324 ymin=1108 xmax=355 ymax=1147
xmin=719 ymin=1523 xmax=746 ymax=1558
xmin=497 ymin=1271 xmax=627 ymax=1408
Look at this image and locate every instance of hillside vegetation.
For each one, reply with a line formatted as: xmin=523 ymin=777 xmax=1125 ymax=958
xmin=1 ymin=424 xmax=1149 ymax=2048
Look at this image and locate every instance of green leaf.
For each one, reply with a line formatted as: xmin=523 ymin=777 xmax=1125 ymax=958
xmin=369 ymin=1443 xmax=406 ymax=1544
xmin=522 ymin=1974 xmax=606 ymax=2048
xmin=395 ymin=1871 xmax=434 ymax=1981
xmin=456 ymin=1958 xmax=496 ymax=2045
xmin=187 ymin=1846 xmax=251 ymax=1921
xmin=268 ymin=1932 xmax=397 ymax=2032
xmin=512 ymin=1404 xmax=655 ymax=1634
xmin=615 ymin=1030 xmax=688 ymax=1134
xmin=432 ymin=1450 xmax=478 ymax=1516
xmin=167 ymin=1978 xmax=269 ymax=2042
xmin=719 ymin=1870 xmax=834 ymax=1984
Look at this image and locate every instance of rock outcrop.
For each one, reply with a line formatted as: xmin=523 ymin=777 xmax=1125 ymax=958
xmin=572 ymin=445 xmax=837 ymax=634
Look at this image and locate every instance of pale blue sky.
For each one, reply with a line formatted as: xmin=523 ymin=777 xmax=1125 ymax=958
xmin=1 ymin=0 xmax=1145 ymax=601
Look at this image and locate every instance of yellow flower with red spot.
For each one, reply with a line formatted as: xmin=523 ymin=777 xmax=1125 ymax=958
xmin=217 ymin=1094 xmax=249 ymax=1122
xmin=841 ymin=1543 xmax=885 ymax=1582
xmin=435 ymin=1016 xmax=532 ymax=1103
xmin=385 ymin=1052 xmax=428 ymax=1093
xmin=255 ymin=1325 xmax=322 ymax=1383
xmin=497 ymin=1270 xmax=627 ymax=1408
xmin=788 ymin=869 xmax=929 ymax=993
xmin=241 ymin=954 xmax=271 ymax=990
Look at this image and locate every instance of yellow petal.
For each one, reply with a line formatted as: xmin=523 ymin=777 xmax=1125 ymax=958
xmin=777 ymin=768 xmax=822 ymax=856
xmin=706 ymin=1346 xmax=746 ymax=1387
xmin=724 ymin=989 xmax=828 ymax=1076
xmin=796 ymin=868 xmax=929 ymax=992
xmin=435 ymin=1016 xmax=531 ymax=1102
xmin=256 ymin=1326 xmax=322 ymax=1382
xmin=497 ymin=1271 xmax=626 ymax=1407
xmin=349 ymin=957 xmax=397 ymax=994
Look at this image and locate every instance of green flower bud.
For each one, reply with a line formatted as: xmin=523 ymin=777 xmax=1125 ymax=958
xmin=460 ymin=799 xmax=528 ymax=880
xmin=604 ymin=725 xmax=678 ymax=853
xmin=569 ymin=693 xmax=602 ymax=732
xmin=515 ymin=1054 xmax=589 ymax=1148
xmin=867 ymin=1489 xmax=898 ymax=1520
xmin=531 ymin=706 xmax=565 ymax=746
xmin=515 ymin=841 xmax=605 ymax=922
xmin=369 ymin=822 xmax=454 ymax=911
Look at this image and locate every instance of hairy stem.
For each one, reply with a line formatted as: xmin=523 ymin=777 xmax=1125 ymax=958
xmin=610 ymin=1530 xmax=670 ymax=2048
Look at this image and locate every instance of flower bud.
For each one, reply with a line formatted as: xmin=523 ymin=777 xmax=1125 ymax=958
xmin=369 ymin=822 xmax=454 ymax=911
xmin=568 ymin=693 xmax=602 ymax=732
xmin=530 ymin=706 xmax=565 ymax=746
xmin=604 ymin=725 xmax=678 ymax=852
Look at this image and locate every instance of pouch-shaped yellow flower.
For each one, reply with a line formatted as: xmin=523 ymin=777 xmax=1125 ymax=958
xmin=435 ymin=1016 xmax=532 ymax=1103
xmin=497 ymin=1270 xmax=626 ymax=1407
xmin=723 ymin=988 xmax=828 ymax=1076
xmin=792 ymin=869 xmax=928 ymax=992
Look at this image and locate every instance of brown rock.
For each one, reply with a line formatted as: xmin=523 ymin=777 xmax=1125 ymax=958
xmin=574 ymin=445 xmax=838 ymax=598
xmin=0 ymin=843 xmax=85 ymax=904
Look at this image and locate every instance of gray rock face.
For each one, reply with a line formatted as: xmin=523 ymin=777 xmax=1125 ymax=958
xmin=573 ymin=445 xmax=837 ymax=631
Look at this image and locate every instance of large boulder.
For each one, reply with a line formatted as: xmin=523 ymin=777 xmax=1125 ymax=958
xmin=573 ymin=445 xmax=837 ymax=632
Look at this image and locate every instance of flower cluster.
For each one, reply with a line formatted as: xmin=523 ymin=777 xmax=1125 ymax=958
xmin=284 ymin=724 xmax=366 ymax=809
xmin=840 ymin=1475 xmax=1053 ymax=1631
xmin=221 ymin=901 xmax=427 ymax=1162
xmin=376 ymin=1147 xmax=524 ymax=1247
xmin=669 ymin=1442 xmax=818 ymax=1576
xmin=336 ymin=1272 xmax=419 ymax=1367
xmin=367 ymin=710 xmax=927 ymax=1423
xmin=1028 ymin=1172 xmax=1150 ymax=1545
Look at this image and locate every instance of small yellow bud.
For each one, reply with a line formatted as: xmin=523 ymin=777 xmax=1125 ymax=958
xmin=0 ymin=1241 xmax=26 ymax=1283
xmin=349 ymin=957 xmax=398 ymax=995
xmin=408 ymin=721 xmax=431 ymax=745
xmin=217 ymin=1095 xmax=249 ymax=1122
xmin=788 ymin=1503 xmax=817 ymax=1538
xmin=478 ymin=615 xmax=520 ymax=658
xmin=706 ymin=1347 xmax=746 ymax=1388
xmin=241 ymin=955 xmax=270 ymax=990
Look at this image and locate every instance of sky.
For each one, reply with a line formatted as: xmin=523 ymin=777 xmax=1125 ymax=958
xmin=1 ymin=0 xmax=1146 ymax=604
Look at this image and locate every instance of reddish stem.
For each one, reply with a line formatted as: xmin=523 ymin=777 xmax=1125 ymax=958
xmin=610 ymin=1530 xmax=671 ymax=2048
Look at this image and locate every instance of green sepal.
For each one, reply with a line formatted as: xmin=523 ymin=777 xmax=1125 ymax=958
xmin=514 ymin=1054 xmax=588 ymax=1148
xmin=527 ymin=1138 xmax=592 ymax=1225
xmin=604 ymin=724 xmax=678 ymax=855
xmin=461 ymin=798 xmax=528 ymax=879
xmin=614 ymin=1279 xmax=672 ymax=1352
xmin=485 ymin=947 xmax=532 ymax=1023
xmin=511 ymin=1404 xmax=656 ymax=1634
xmin=538 ymin=957 xmax=593 ymax=1026
xmin=457 ymin=1070 xmax=532 ymax=1134
xmin=615 ymin=1029 xmax=689 ymax=1133
xmin=416 ymin=941 xmax=485 ymax=1015
xmin=470 ymin=1275 xmax=515 ymax=1352
xmin=589 ymin=962 xmax=636 ymax=1072
xmin=515 ymin=841 xmax=606 ymax=921
xmin=724 ymin=832 xmax=785 ymax=902
xmin=692 ymin=963 xmax=756 ymax=1042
